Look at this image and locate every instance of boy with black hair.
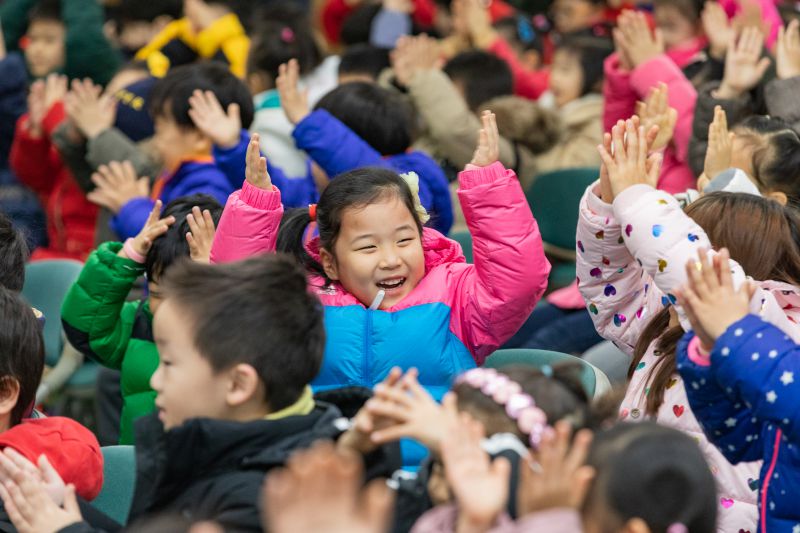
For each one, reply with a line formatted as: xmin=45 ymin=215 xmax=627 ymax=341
xmin=338 ymin=44 xmax=391 ymax=84
xmin=0 ymin=0 xmax=119 ymax=85
xmin=134 ymin=0 xmax=250 ymax=78
xmin=105 ymin=0 xmax=182 ymax=60
xmin=442 ymin=50 xmax=514 ymax=112
xmin=0 ymin=213 xmax=29 ymax=292
xmin=87 ymin=62 xmax=254 ymax=241
xmin=62 ymin=194 xmax=223 ymax=445
xmin=3 ymin=254 xmax=399 ymax=533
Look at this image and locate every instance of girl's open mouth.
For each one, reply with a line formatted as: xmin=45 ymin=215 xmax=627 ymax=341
xmin=376 ymin=277 xmax=406 ymax=291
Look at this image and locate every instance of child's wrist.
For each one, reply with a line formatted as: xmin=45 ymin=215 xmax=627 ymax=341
xmin=122 ymin=238 xmax=147 ymax=263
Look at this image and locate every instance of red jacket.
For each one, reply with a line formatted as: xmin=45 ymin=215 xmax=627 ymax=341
xmin=0 ymin=417 xmax=103 ymax=500
xmin=10 ymin=103 xmax=98 ymax=261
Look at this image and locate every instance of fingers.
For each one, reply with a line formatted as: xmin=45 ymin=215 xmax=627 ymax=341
xmin=716 ymin=248 xmax=735 ymax=291
xmin=145 ymin=199 xmax=163 ymax=228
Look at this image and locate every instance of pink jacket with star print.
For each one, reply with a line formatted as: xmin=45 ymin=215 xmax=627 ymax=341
xmin=576 ymin=183 xmax=800 ymax=533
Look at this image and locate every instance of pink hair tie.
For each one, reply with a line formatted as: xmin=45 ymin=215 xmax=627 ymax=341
xmin=281 ymin=27 xmax=295 ymax=43
xmin=123 ymin=238 xmax=146 ymax=264
xmin=667 ymin=524 xmax=688 ymax=533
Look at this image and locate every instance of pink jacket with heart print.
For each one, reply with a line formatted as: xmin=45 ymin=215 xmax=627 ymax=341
xmin=576 ymin=183 xmax=800 ymax=533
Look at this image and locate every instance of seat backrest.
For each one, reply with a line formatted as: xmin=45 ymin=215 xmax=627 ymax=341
xmin=21 ymin=260 xmax=84 ymax=366
xmin=484 ymin=348 xmax=609 ymax=398
xmin=92 ymin=446 xmax=136 ymax=526
xmin=525 ymin=168 xmax=599 ymax=251
xmin=449 ymin=230 xmax=474 ymax=263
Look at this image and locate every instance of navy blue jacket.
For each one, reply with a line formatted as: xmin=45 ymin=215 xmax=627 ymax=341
xmin=677 ymin=315 xmax=800 ymax=533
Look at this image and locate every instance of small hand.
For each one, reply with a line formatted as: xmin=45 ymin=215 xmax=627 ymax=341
xmin=462 ymin=0 xmax=496 ymax=49
xmin=0 ymin=450 xmax=65 ymax=507
xmin=125 ymin=200 xmax=176 ymax=258
xmin=390 ymin=34 xmax=444 ymax=87
xmin=26 ymin=81 xmax=46 ymax=137
xmin=517 ymin=421 xmax=595 ymax=515
xmin=717 ymin=26 xmax=770 ymax=98
xmin=186 ymin=206 xmax=217 ymax=263
xmin=244 ymin=134 xmax=273 ymax=190
xmin=87 ymin=161 xmax=150 ymax=213
xmin=188 ymin=89 xmax=241 ymax=149
xmin=635 ymin=82 xmax=677 ymax=152
xmin=43 ymin=74 xmax=68 ymax=115
xmin=64 ymin=78 xmax=117 ymax=139
xmin=276 ymin=59 xmax=310 ymax=125
xmin=677 ymin=248 xmax=755 ymax=350
xmin=617 ymin=10 xmax=664 ymax=68
xmin=702 ymin=1 xmax=735 ymax=60
xmin=597 ymin=119 xmax=663 ymax=197
xmin=469 ymin=110 xmax=500 ymax=167
xmin=776 ymin=19 xmax=800 ymax=80
xmin=703 ymin=105 xmax=735 ymax=182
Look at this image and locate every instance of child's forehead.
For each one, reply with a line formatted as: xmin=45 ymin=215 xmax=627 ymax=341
xmin=28 ymin=18 xmax=66 ymax=32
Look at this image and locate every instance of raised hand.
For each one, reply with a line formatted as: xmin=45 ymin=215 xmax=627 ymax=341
xmin=264 ymin=442 xmax=394 ymax=533
xmin=64 ymin=78 xmax=117 ymax=139
xmin=361 ymin=369 xmax=448 ymax=453
xmin=276 ymin=59 xmax=310 ymax=125
xmin=461 ymin=0 xmax=496 ymax=49
xmin=717 ymin=27 xmax=770 ymax=99
xmin=776 ymin=19 xmax=800 ymax=80
xmin=470 ymin=110 xmax=500 ymax=168
xmin=244 ymin=134 xmax=272 ymax=190
xmin=635 ymin=83 xmax=678 ymax=152
xmin=702 ymin=105 xmax=735 ymax=185
xmin=188 ymin=89 xmax=241 ymax=149
xmin=26 ymin=81 xmax=47 ymax=137
xmin=677 ymin=248 xmax=755 ymax=351
xmin=0 ymin=458 xmax=82 ymax=533
xmin=597 ymin=119 xmax=663 ymax=197
xmin=390 ymin=34 xmax=444 ymax=87
xmin=616 ymin=10 xmax=664 ymax=68
xmin=0 ymin=449 xmax=66 ymax=507
xmin=43 ymin=74 xmax=68 ymax=115
xmin=439 ymin=395 xmax=511 ymax=532
xmin=87 ymin=161 xmax=150 ymax=213
xmin=702 ymin=1 xmax=735 ymax=60
xmin=186 ymin=206 xmax=217 ymax=263
xmin=119 ymin=200 xmax=176 ymax=259
xmin=517 ymin=421 xmax=594 ymax=515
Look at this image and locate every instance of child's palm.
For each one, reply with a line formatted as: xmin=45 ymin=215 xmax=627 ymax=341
xmin=470 ymin=111 xmax=499 ymax=167
xmin=722 ymin=27 xmax=770 ymax=94
xmin=704 ymin=106 xmax=734 ymax=181
xmin=776 ymin=20 xmax=800 ymax=80
xmin=276 ymin=60 xmax=310 ymax=125
xmin=244 ymin=134 xmax=272 ymax=190
xmin=188 ymin=90 xmax=241 ymax=149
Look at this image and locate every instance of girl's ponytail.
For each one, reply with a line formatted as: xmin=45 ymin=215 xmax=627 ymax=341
xmin=277 ymin=208 xmax=325 ymax=278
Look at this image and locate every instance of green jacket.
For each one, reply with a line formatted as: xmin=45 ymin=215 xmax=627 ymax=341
xmin=61 ymin=242 xmax=157 ymax=444
xmin=1 ymin=0 xmax=120 ymax=85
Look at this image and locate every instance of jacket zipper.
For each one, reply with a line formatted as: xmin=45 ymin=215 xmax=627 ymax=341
xmin=363 ymin=310 xmax=373 ymax=385
xmin=761 ymin=429 xmax=782 ymax=533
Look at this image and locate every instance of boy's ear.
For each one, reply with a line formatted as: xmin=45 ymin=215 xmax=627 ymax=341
xmin=0 ymin=378 xmax=21 ymax=420
xmin=320 ymin=248 xmax=339 ymax=281
xmin=225 ymin=363 xmax=261 ymax=408
xmin=191 ymin=130 xmax=214 ymax=155
xmin=622 ymin=518 xmax=652 ymax=533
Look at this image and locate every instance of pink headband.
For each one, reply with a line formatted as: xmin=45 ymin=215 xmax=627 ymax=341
xmin=456 ymin=368 xmax=552 ymax=449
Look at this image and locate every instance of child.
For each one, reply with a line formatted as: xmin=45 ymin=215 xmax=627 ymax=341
xmin=210 ymin=112 xmax=549 ymax=464
xmin=104 ymin=0 xmax=181 ymax=60
xmin=354 ymin=364 xmax=600 ymax=532
xmin=277 ymin=59 xmax=454 ymax=234
xmin=577 ymin=120 xmax=800 ymax=532
xmin=676 ymin=250 xmax=800 ymax=533
xmin=0 ymin=213 xmax=28 ymax=293
xmin=87 ymin=62 xmax=253 ymax=241
xmin=0 ymin=287 xmax=103 ymax=506
xmin=338 ymin=44 xmax=391 ymax=84
xmin=134 ymin=0 xmax=249 ymax=78
xmin=61 ymin=195 xmax=223 ymax=445
xmin=10 ymin=74 xmax=99 ymax=260
xmin=1 ymin=254 xmax=398 ymax=533
xmin=0 ymin=0 xmax=119 ymax=85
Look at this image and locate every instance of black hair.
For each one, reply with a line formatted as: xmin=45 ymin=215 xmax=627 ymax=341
xmin=443 ymin=51 xmax=513 ymax=111
xmin=277 ymin=167 xmax=423 ymax=282
xmin=453 ymin=364 xmax=598 ymax=440
xmin=314 ymin=82 xmax=414 ymax=155
xmin=0 ymin=214 xmax=29 ymax=292
xmin=584 ymin=422 xmax=717 ymax=533
xmin=0 ymin=287 xmax=44 ymax=427
xmin=340 ymin=4 xmax=382 ymax=46
xmin=108 ymin=0 xmax=182 ymax=24
xmin=246 ymin=2 xmax=322 ymax=86
xmin=145 ymin=194 xmax=223 ymax=282
xmin=338 ymin=44 xmax=391 ymax=81
xmin=494 ymin=16 xmax=545 ymax=56
xmin=148 ymin=62 xmax=255 ymax=129
xmin=653 ymin=0 xmax=705 ymax=23
xmin=556 ymin=35 xmax=614 ymax=95
xmin=29 ymin=0 xmax=61 ymax=24
xmin=160 ymin=254 xmax=325 ymax=411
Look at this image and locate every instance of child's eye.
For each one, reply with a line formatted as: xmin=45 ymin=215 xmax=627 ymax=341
xmin=397 ymin=238 xmax=414 ymax=246
xmin=356 ymin=245 xmax=377 ymax=252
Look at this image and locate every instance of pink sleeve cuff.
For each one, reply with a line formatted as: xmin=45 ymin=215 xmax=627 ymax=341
xmin=687 ymin=335 xmax=711 ymax=367
xmin=239 ymin=181 xmax=282 ymax=210
xmin=458 ymin=161 xmax=510 ymax=188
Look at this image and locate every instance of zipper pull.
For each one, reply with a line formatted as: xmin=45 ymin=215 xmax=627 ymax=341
xmin=368 ymin=290 xmax=385 ymax=310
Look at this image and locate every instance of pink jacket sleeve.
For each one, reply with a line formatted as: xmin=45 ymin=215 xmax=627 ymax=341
xmin=602 ymin=53 xmax=639 ymax=132
xmin=450 ymin=162 xmax=550 ymax=364
xmin=209 ymin=181 xmax=284 ymax=264
xmin=629 ymin=54 xmax=697 ymax=163
xmin=576 ymin=184 xmax=666 ymax=355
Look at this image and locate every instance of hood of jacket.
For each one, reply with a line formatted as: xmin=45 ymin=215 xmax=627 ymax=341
xmin=130 ymin=402 xmax=344 ymax=514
